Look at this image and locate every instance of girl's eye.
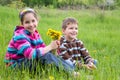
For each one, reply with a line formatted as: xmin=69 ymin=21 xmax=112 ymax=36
xmin=69 ymin=27 xmax=73 ymax=29
xmin=25 ymin=21 xmax=30 ymax=24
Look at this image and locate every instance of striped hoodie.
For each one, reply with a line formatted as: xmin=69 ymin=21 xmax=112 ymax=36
xmin=4 ymin=26 xmax=46 ymax=67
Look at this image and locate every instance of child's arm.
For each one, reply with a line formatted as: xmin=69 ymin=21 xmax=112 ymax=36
xmin=79 ymin=41 xmax=97 ymax=70
xmin=14 ymin=36 xmax=58 ymax=59
xmin=43 ymin=40 xmax=60 ymax=54
xmin=80 ymin=43 xmax=93 ymax=63
xmin=84 ymin=62 xmax=97 ymax=70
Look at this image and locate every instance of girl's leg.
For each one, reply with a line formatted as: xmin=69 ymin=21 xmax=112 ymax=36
xmin=15 ymin=59 xmax=37 ymax=72
xmin=15 ymin=52 xmax=75 ymax=73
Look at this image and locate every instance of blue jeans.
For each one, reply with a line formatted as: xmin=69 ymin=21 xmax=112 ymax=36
xmin=16 ymin=52 xmax=74 ymax=73
xmin=64 ymin=59 xmax=98 ymax=69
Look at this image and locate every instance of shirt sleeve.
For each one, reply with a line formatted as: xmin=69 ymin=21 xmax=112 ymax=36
xmin=13 ymin=35 xmax=45 ymax=59
xmin=79 ymin=41 xmax=93 ymax=64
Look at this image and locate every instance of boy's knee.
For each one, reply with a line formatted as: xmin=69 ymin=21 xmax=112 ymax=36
xmin=93 ymin=59 xmax=98 ymax=66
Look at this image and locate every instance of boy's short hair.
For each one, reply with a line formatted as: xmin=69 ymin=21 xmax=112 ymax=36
xmin=62 ymin=17 xmax=78 ymax=29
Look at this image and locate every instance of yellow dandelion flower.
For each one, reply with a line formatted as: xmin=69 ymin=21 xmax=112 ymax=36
xmin=49 ymin=76 xmax=54 ymax=80
xmin=47 ymin=28 xmax=62 ymax=40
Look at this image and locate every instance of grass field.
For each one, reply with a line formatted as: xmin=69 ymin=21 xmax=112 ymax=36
xmin=0 ymin=6 xmax=120 ymax=80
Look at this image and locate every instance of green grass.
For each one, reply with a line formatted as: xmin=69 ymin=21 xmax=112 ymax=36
xmin=0 ymin=6 xmax=120 ymax=80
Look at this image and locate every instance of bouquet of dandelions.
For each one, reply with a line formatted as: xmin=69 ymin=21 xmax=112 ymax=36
xmin=47 ymin=28 xmax=62 ymax=55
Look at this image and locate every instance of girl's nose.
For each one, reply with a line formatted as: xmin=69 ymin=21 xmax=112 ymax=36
xmin=30 ymin=23 xmax=34 ymax=27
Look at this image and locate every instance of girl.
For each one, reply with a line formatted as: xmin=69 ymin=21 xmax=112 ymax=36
xmin=4 ymin=8 xmax=73 ymax=72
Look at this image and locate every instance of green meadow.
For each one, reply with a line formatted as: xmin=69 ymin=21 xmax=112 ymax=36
xmin=0 ymin=6 xmax=120 ymax=80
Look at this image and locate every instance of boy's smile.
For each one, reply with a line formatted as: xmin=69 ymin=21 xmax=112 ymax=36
xmin=62 ymin=23 xmax=78 ymax=41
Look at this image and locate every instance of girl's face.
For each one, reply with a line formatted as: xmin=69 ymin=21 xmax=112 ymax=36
xmin=22 ymin=13 xmax=38 ymax=34
xmin=62 ymin=23 xmax=78 ymax=41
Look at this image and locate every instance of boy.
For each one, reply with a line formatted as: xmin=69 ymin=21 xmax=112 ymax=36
xmin=58 ymin=17 xmax=97 ymax=70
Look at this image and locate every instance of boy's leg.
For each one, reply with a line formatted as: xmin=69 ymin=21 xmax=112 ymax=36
xmin=93 ymin=59 xmax=97 ymax=66
xmin=40 ymin=52 xmax=74 ymax=72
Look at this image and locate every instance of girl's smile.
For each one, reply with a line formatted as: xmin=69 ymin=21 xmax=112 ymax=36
xmin=22 ymin=13 xmax=38 ymax=34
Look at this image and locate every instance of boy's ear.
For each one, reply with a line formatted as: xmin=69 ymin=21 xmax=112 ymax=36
xmin=62 ymin=29 xmax=65 ymax=34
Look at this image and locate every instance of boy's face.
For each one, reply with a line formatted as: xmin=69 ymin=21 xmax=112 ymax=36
xmin=22 ymin=13 xmax=38 ymax=34
xmin=62 ymin=23 xmax=78 ymax=41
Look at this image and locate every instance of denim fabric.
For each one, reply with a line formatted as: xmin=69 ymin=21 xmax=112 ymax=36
xmin=93 ymin=59 xmax=98 ymax=66
xmin=40 ymin=52 xmax=74 ymax=72
xmin=64 ymin=59 xmax=98 ymax=69
xmin=15 ymin=52 xmax=74 ymax=73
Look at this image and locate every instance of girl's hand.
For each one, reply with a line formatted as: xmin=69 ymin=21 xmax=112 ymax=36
xmin=50 ymin=40 xmax=60 ymax=50
xmin=56 ymin=40 xmax=60 ymax=46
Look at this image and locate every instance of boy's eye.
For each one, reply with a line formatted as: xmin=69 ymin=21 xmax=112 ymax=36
xmin=75 ymin=28 xmax=78 ymax=30
xmin=32 ymin=19 xmax=35 ymax=22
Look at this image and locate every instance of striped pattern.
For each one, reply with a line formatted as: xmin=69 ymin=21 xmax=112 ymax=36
xmin=58 ymin=36 xmax=93 ymax=65
xmin=4 ymin=26 xmax=46 ymax=67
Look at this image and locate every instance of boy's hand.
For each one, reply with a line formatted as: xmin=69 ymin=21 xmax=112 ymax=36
xmin=83 ymin=62 xmax=97 ymax=70
xmin=87 ymin=62 xmax=96 ymax=70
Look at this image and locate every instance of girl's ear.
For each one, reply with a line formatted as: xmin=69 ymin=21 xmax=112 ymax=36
xmin=20 ymin=22 xmax=22 ymax=26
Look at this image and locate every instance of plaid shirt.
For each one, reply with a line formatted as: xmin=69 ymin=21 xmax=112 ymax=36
xmin=58 ymin=36 xmax=93 ymax=65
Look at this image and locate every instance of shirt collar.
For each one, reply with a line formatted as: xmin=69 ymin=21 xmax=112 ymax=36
xmin=24 ymin=30 xmax=31 ymax=35
xmin=62 ymin=36 xmax=77 ymax=43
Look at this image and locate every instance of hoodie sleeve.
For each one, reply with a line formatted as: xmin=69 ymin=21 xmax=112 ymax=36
xmin=79 ymin=41 xmax=93 ymax=64
xmin=13 ymin=34 xmax=45 ymax=59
